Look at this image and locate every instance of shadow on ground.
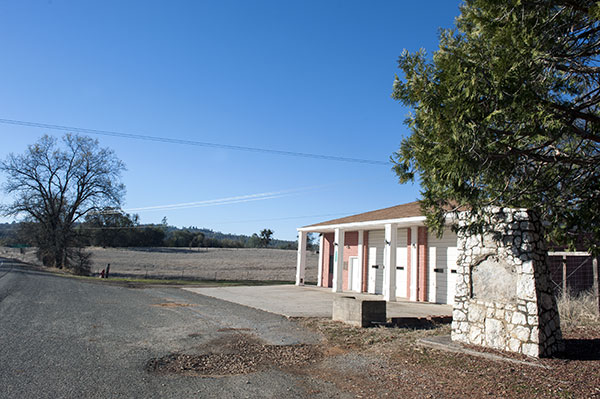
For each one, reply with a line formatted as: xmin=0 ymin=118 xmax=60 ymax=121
xmin=556 ymin=338 xmax=600 ymax=361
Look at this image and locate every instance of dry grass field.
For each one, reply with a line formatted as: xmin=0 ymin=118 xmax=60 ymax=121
xmin=1 ymin=246 xmax=319 ymax=283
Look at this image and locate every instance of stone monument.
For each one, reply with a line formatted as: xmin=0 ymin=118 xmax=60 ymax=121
xmin=451 ymin=207 xmax=563 ymax=357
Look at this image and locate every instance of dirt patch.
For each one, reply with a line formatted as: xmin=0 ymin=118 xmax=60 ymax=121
xmin=146 ymin=333 xmax=322 ymax=377
xmin=295 ymin=319 xmax=600 ymax=399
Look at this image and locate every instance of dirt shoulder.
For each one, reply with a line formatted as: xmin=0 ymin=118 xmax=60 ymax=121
xmin=291 ymin=319 xmax=600 ymax=399
xmin=144 ymin=315 xmax=600 ymax=398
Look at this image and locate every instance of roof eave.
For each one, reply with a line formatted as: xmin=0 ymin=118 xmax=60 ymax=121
xmin=298 ymin=213 xmax=457 ymax=233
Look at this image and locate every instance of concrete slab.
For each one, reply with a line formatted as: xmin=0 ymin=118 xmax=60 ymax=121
xmin=183 ymin=285 xmax=452 ymax=319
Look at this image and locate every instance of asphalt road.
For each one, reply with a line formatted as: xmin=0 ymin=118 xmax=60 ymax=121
xmin=0 ymin=259 xmax=347 ymax=398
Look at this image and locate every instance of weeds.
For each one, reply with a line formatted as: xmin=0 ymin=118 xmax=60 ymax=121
xmin=557 ymin=289 xmax=600 ymax=331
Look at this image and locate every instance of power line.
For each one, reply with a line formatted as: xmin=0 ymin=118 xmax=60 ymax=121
xmin=0 ymin=118 xmax=390 ymax=165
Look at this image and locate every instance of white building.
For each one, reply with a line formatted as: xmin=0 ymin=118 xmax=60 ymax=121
xmin=295 ymin=201 xmax=459 ymax=304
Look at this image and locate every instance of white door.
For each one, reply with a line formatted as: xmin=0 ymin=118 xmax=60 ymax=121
xmin=395 ymin=228 xmax=408 ymax=298
xmin=428 ymin=246 xmax=438 ymax=303
xmin=447 ymin=247 xmax=458 ymax=304
xmin=427 ymin=229 xmax=458 ymax=304
xmin=349 ymin=256 xmax=361 ymax=292
xmin=367 ymin=230 xmax=385 ymax=294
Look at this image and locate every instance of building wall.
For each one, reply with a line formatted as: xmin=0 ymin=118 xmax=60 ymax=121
xmin=316 ymin=226 xmax=459 ymax=304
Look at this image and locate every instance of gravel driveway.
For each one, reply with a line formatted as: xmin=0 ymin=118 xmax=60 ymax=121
xmin=0 ymin=259 xmax=347 ymax=399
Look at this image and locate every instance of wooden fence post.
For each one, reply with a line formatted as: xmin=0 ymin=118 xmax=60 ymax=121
xmin=593 ymin=256 xmax=599 ymax=314
xmin=562 ymin=255 xmax=568 ymax=294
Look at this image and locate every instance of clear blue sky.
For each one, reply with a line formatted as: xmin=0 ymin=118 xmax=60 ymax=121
xmin=0 ymin=1 xmax=462 ymax=241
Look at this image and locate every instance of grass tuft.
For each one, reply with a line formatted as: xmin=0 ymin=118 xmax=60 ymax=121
xmin=557 ymin=289 xmax=600 ymax=331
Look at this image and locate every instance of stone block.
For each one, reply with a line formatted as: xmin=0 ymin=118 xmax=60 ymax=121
xmin=484 ymin=318 xmax=506 ymax=349
xmin=508 ymin=338 xmax=521 ymax=352
xmin=512 ymin=326 xmax=530 ymax=342
xmin=468 ymin=305 xmax=486 ymax=322
xmin=521 ymin=260 xmax=534 ymax=274
xmin=511 ymin=312 xmax=527 ymax=325
xmin=453 ymin=309 xmax=467 ymax=322
xmin=332 ymin=296 xmax=386 ymax=328
xmin=529 ymin=326 xmax=539 ymax=343
xmin=469 ymin=326 xmax=483 ymax=345
xmin=516 ymin=277 xmax=536 ymax=300
xmin=522 ymin=343 xmax=540 ymax=357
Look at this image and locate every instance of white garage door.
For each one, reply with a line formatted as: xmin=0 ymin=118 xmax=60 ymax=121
xmin=395 ymin=228 xmax=408 ymax=298
xmin=367 ymin=230 xmax=384 ymax=294
xmin=446 ymin=247 xmax=458 ymax=304
xmin=427 ymin=229 xmax=458 ymax=304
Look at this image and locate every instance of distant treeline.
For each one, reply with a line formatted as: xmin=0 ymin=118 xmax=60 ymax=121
xmin=0 ymin=217 xmax=309 ymax=250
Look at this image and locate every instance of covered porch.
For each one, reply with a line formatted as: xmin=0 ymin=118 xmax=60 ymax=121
xmin=295 ymin=216 xmax=428 ymax=303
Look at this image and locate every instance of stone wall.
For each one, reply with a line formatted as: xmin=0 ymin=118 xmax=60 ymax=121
xmin=451 ymin=208 xmax=563 ymax=357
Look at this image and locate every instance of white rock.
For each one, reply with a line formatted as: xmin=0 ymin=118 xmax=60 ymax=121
xmin=511 ymin=312 xmax=527 ymax=325
xmin=468 ymin=305 xmax=486 ymax=322
xmin=517 ymin=277 xmax=536 ymax=300
xmin=521 ymin=261 xmax=534 ymax=274
xmin=522 ymin=343 xmax=540 ymax=357
xmin=453 ymin=310 xmax=467 ymax=322
xmin=529 ymin=326 xmax=539 ymax=343
xmin=512 ymin=326 xmax=530 ymax=342
xmin=469 ymin=326 xmax=483 ymax=345
xmin=484 ymin=318 xmax=506 ymax=349
xmin=508 ymin=338 xmax=521 ymax=352
xmin=496 ymin=309 xmax=505 ymax=319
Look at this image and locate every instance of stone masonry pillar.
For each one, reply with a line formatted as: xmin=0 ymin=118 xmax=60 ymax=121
xmin=451 ymin=208 xmax=563 ymax=357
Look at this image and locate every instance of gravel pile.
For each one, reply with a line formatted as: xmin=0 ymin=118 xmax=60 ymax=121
xmin=146 ymin=334 xmax=321 ymax=376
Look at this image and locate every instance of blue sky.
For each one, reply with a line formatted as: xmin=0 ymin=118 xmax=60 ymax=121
xmin=0 ymin=0 xmax=462 ymax=241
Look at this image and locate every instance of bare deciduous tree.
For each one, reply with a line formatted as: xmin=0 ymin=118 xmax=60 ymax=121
xmin=1 ymin=134 xmax=126 ymax=269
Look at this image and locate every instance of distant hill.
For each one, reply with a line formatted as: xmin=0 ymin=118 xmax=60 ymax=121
xmin=0 ymin=222 xmax=301 ymax=250
xmin=181 ymin=227 xmax=298 ymax=249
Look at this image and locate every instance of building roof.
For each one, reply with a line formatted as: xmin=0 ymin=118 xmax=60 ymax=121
xmin=303 ymin=201 xmax=424 ymax=228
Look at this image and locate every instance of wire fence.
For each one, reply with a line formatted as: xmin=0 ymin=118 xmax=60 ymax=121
xmin=547 ymin=252 xmax=598 ymax=296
